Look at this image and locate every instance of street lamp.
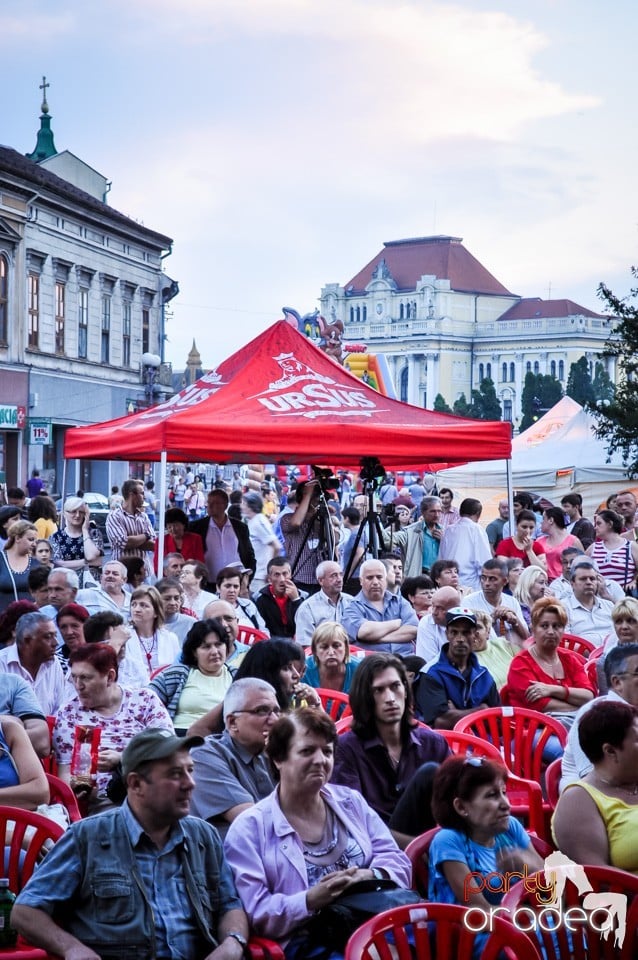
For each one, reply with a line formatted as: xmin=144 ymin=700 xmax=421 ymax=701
xmin=141 ymin=352 xmax=162 ymax=408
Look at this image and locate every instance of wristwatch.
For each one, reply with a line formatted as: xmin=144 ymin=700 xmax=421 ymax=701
xmin=226 ymin=931 xmax=249 ymax=957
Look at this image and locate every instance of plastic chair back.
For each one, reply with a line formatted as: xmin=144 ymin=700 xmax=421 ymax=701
xmin=453 ymin=706 xmax=568 ymax=785
xmin=41 ymin=716 xmax=57 ymax=775
xmin=314 ymin=688 xmax=352 ymax=720
xmin=45 ymin=772 xmax=82 ymax=823
xmin=237 ymin=625 xmax=269 ymax=646
xmin=545 ymin=757 xmax=562 ymax=809
xmin=560 ymin=632 xmax=596 ymax=659
xmin=0 ymin=806 xmax=64 ymax=894
xmin=344 ymin=901 xmax=542 ymax=960
xmin=501 ymin=863 xmax=638 ymax=960
xmin=585 ymin=657 xmax=600 ymax=695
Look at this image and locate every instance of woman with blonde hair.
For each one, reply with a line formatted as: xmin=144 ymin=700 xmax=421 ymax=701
xmin=470 ymin=608 xmax=515 ymax=689
xmin=128 ymin=584 xmax=180 ymax=677
xmin=0 ymin=520 xmax=39 ymax=612
xmin=514 ymin=565 xmax=552 ymax=627
xmin=304 ymin=621 xmax=359 ymax=694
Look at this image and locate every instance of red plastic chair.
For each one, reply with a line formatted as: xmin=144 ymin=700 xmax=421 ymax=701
xmin=585 ymin=656 xmax=600 ymax=694
xmin=335 ymin=715 xmax=431 ymax=735
xmin=545 ymin=757 xmax=562 ymax=809
xmin=405 ymin=826 xmax=554 ymax=899
xmin=560 ymin=632 xmax=596 ymax=659
xmin=453 ymin=707 xmax=568 ymax=787
xmin=436 ymin=729 xmax=546 ymax=837
xmin=45 ymin=772 xmax=82 ymax=823
xmin=314 ymin=688 xmax=352 ymax=720
xmin=247 ymin=937 xmax=285 ymax=959
xmin=0 ymin=806 xmax=64 ymax=895
xmin=501 ymin=863 xmax=638 ymax=960
xmin=344 ymin=901 xmax=542 ymax=960
xmin=41 ymin=717 xmax=57 ymax=776
xmin=237 ymin=625 xmax=269 ymax=646
xmin=149 ymin=663 xmax=171 ymax=680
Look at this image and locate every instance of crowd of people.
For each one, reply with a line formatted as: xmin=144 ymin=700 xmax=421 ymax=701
xmin=0 ymin=469 xmax=637 ymax=958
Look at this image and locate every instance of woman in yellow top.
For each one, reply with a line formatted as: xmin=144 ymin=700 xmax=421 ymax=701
xmin=553 ymin=699 xmax=638 ymax=873
xmin=471 ymin=609 xmax=515 ymax=690
xmin=27 ymin=495 xmax=58 ymax=540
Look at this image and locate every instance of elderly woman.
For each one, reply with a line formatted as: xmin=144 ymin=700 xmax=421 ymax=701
xmin=552 ymin=699 xmax=638 ymax=872
xmin=128 ymin=585 xmax=180 ymax=677
xmin=506 ymin=597 xmax=595 ymax=719
xmin=514 ymin=566 xmax=552 ymax=628
xmin=0 ymin=520 xmax=39 ymax=612
xmin=303 ymin=622 xmax=359 ymax=695
xmin=149 ymin=618 xmax=234 ymax=734
xmin=49 ymin=496 xmax=103 ymax=587
xmin=153 ymin=507 xmax=204 ymax=574
xmin=53 ymin=643 xmax=172 ymax=812
xmin=56 ymin=602 xmax=90 ymax=674
xmin=596 ymin=596 xmax=638 ymax=694
xmin=224 ymin=708 xmax=411 ymax=956
xmin=471 ymin=609 xmax=515 ymax=690
xmin=180 ymin=561 xmax=217 ymax=619
xmin=429 ymin=756 xmax=542 ymax=917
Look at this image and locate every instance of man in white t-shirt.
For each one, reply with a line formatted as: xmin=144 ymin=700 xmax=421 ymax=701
xmin=464 ymin=558 xmax=528 ymax=648
xmin=242 ymin=492 xmax=280 ymax=594
xmin=415 ymin=586 xmax=461 ymax=663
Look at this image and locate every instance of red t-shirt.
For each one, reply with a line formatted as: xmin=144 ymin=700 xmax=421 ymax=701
xmin=495 ymin=537 xmax=546 ymax=567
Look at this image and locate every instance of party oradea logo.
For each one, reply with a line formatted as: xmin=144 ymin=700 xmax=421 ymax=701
xmin=463 ymin=851 xmax=628 ymax=948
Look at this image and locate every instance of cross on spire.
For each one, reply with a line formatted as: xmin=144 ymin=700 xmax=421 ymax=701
xmin=39 ymin=75 xmax=50 ymax=114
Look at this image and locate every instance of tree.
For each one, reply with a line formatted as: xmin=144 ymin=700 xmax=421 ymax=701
xmin=453 ymin=393 xmax=471 ymax=417
xmin=519 ymin=372 xmax=563 ymax=431
xmin=592 ymin=361 xmax=614 ymax=404
xmin=590 ymin=268 xmax=638 ymax=475
xmin=566 ymin=356 xmax=596 ymax=406
xmin=433 ymin=393 xmax=453 ymax=413
xmin=470 ymin=377 xmax=502 ymax=421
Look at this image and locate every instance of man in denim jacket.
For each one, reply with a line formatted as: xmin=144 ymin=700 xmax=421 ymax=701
xmin=13 ymin=728 xmax=249 ymax=960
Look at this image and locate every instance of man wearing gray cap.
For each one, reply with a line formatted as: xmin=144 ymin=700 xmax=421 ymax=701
xmin=414 ymin=607 xmax=500 ymax=728
xmin=13 ymin=728 xmax=250 ymax=960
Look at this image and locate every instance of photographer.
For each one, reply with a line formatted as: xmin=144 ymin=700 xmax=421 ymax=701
xmin=280 ymin=475 xmax=336 ymax=595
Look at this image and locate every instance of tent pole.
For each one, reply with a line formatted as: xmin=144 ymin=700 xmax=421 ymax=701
xmin=506 ymin=458 xmax=514 ymax=529
xmin=60 ymin=459 xmax=67 ymax=527
xmin=157 ymin=451 xmax=167 ymax=577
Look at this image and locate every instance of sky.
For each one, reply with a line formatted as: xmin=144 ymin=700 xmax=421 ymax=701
xmin=2 ymin=0 xmax=637 ymax=374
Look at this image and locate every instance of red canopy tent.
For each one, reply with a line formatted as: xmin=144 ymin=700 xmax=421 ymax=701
xmin=65 ymin=320 xmax=511 ymax=468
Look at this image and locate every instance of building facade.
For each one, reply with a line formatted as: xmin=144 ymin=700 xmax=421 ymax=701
xmin=0 ymin=91 xmax=177 ymax=494
xmin=320 ymin=235 xmax=614 ymax=425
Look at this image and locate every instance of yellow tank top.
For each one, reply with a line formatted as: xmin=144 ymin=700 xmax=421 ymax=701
xmin=555 ymin=781 xmax=638 ymax=874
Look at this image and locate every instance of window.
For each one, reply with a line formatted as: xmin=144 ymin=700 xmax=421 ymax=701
xmin=400 ymin=366 xmax=409 ymax=403
xmin=123 ymin=301 xmax=131 ymax=367
xmin=534 ymin=360 xmax=540 ymax=374
xmin=486 ymin=363 xmax=492 ymax=380
xmin=502 ymin=362 xmax=507 ymax=382
xmin=509 ymin=362 xmax=515 ymax=382
xmin=54 ymin=281 xmax=65 ymax=354
xmin=142 ymin=308 xmax=150 ymax=354
xmin=28 ymin=273 xmax=39 ymax=348
xmin=526 ymin=361 xmax=531 ymax=373
xmin=559 ymin=360 xmax=565 ymax=380
xmin=350 ymin=306 xmax=354 ymax=323
xmin=479 ymin=363 xmax=484 ymax=381
xmin=101 ymin=296 xmax=111 ymax=364
xmin=399 ymin=303 xmax=404 ymax=319
xmin=362 ymin=304 xmax=367 ymax=322
xmin=503 ymin=399 xmax=513 ymax=421
xmin=0 ymin=255 xmax=7 ymax=343
xmin=78 ymin=288 xmax=89 ymax=359
xmin=550 ymin=360 xmax=556 ymax=378
xmin=356 ymin=305 xmax=360 ymax=322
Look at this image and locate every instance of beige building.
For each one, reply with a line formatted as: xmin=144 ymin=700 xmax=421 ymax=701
xmin=320 ymin=235 xmax=614 ymax=425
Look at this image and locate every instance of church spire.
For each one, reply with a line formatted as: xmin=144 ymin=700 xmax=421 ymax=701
xmin=26 ymin=76 xmax=58 ymax=162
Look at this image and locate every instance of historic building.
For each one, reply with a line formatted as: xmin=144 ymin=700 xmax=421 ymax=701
xmin=320 ymin=235 xmax=613 ymax=424
xmin=0 ymin=83 xmax=177 ymax=493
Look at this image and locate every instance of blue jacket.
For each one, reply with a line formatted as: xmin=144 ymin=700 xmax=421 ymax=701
xmin=414 ymin=644 xmax=500 ymax=725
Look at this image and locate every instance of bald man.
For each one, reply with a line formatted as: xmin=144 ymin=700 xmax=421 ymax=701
xmin=341 ymin=559 xmax=418 ymax=657
xmin=203 ymin=599 xmax=250 ymax=668
xmin=415 ymin=586 xmax=461 ymax=664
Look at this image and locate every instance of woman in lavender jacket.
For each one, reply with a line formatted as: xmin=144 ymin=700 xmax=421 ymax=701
xmin=224 ymin=708 xmax=411 ymax=958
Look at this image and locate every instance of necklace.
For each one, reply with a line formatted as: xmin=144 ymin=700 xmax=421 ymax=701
xmin=531 ymin=646 xmax=562 ymax=679
xmin=137 ymin=632 xmax=158 ymax=668
xmin=596 ymin=775 xmax=638 ymax=797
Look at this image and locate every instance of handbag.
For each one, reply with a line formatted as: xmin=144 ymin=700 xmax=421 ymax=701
xmin=305 ymin=877 xmax=422 ymax=952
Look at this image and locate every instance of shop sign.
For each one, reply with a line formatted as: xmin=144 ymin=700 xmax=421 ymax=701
xmin=28 ymin=419 xmax=52 ymax=444
xmin=0 ymin=405 xmax=26 ymax=429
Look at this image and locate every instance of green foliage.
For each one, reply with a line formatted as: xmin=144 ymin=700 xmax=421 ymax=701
xmin=452 ymin=393 xmax=472 ymax=417
xmin=433 ymin=393 xmax=453 ymax=413
xmin=592 ymin=361 xmax=614 ymax=404
xmin=450 ymin=380 xmax=502 ymax=421
xmin=566 ymin=356 xmax=596 ymax=406
xmin=520 ymin=372 xmax=563 ymax=431
xmin=590 ymin=268 xmax=638 ymax=475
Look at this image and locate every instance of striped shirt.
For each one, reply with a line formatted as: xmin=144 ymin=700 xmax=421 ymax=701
xmin=106 ymin=506 xmax=155 ymax=576
xmin=591 ymin=539 xmax=636 ymax=587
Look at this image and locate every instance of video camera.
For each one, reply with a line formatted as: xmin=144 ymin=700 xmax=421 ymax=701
xmin=359 ymin=456 xmax=386 ymax=490
xmin=310 ymin=465 xmax=340 ymax=495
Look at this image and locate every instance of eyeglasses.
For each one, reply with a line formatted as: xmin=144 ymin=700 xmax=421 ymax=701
xmin=232 ymin=706 xmax=282 ymax=718
xmin=616 ymin=671 xmax=638 ymax=678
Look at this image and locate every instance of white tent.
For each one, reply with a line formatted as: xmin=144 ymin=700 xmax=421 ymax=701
xmin=437 ymin=396 xmax=630 ymax=517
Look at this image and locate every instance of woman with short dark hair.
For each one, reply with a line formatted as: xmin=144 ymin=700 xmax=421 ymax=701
xmin=224 ymin=708 xmax=411 ymax=955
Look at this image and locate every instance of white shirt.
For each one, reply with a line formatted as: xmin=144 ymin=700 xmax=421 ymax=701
xmin=463 ymin=590 xmax=526 ymax=635
xmin=563 ymin=593 xmax=614 ymax=644
xmin=247 ymin=513 xmax=278 ymax=580
xmin=415 ymin=615 xmax=447 ymax=662
xmin=0 ymin=644 xmax=66 ymax=715
xmin=76 ymin=586 xmax=131 ymax=617
xmin=439 ymin=517 xmax=492 ymax=590
xmin=560 ymin=691 xmax=624 ymax=791
xmin=294 ymin=591 xmax=354 ymax=647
